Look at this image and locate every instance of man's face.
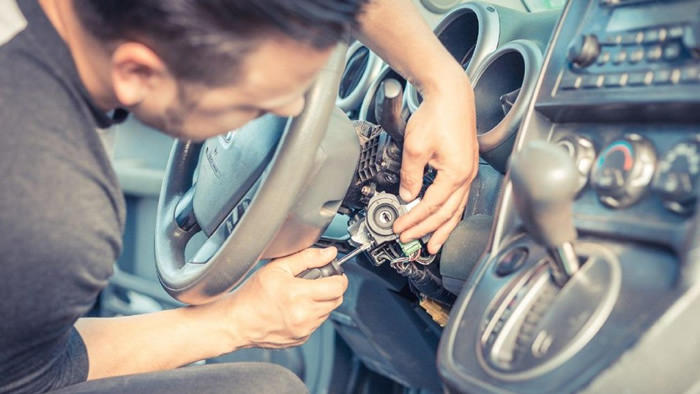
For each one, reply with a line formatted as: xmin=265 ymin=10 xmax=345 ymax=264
xmin=131 ymin=36 xmax=334 ymax=140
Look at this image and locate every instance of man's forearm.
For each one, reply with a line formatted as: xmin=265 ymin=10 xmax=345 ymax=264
xmin=75 ymin=303 xmax=242 ymax=380
xmin=355 ymin=0 xmax=469 ymax=96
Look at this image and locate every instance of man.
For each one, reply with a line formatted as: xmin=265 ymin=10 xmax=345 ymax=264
xmin=0 ymin=0 xmax=477 ymax=392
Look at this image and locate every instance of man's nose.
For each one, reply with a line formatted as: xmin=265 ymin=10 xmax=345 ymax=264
xmin=270 ymin=96 xmax=306 ymax=118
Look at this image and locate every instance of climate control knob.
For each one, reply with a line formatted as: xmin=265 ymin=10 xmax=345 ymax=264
xmin=653 ymin=137 xmax=700 ymax=216
xmin=591 ymin=134 xmax=657 ymax=208
xmin=567 ymin=34 xmax=601 ymax=68
xmin=554 ymin=133 xmax=597 ymax=194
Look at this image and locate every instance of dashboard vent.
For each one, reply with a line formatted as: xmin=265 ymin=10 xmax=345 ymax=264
xmin=339 ymin=46 xmax=369 ymax=99
xmin=337 ymin=42 xmax=384 ymax=116
xmin=406 ymin=3 xmax=502 ymax=113
xmin=473 ymin=40 xmax=544 ymax=173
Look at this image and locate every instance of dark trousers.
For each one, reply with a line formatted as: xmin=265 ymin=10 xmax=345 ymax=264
xmin=49 ymin=362 xmax=308 ymax=394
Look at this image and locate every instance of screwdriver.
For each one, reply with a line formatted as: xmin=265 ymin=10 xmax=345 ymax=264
xmin=297 ymin=242 xmax=374 ymax=279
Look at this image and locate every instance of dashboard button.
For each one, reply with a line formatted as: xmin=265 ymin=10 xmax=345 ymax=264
xmin=628 ymin=47 xmax=645 ymax=63
xmin=671 ymin=69 xmax=682 ymax=84
xmin=663 ymin=43 xmax=682 ymax=61
xmin=680 ymin=66 xmax=699 ymax=83
xmin=620 ymin=32 xmax=638 ymax=45
xmin=560 ymin=73 xmax=582 ymax=90
xmin=604 ymin=73 xmax=628 ymax=87
xmin=613 ymin=50 xmax=628 ymax=64
xmin=583 ymin=74 xmax=605 ymax=88
xmin=653 ymin=69 xmax=672 ymax=85
xmin=646 ymin=46 xmax=663 ymax=62
xmin=669 ymin=26 xmax=685 ymax=39
xmin=604 ymin=34 xmax=623 ymax=46
xmin=628 ymin=71 xmax=652 ymax=86
xmin=644 ymin=29 xmax=660 ymax=43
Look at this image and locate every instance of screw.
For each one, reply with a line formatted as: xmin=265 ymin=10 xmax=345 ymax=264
xmin=361 ymin=186 xmax=372 ymax=196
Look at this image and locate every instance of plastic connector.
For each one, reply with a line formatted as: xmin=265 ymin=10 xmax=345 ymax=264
xmin=399 ymin=239 xmax=422 ymax=257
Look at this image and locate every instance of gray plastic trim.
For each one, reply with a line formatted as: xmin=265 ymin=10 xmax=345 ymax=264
xmin=477 ymin=243 xmax=621 ymax=381
xmin=420 ymin=0 xmax=460 ymax=14
xmin=113 ymin=160 xmax=165 ymax=197
xmin=474 ymin=40 xmax=543 ymax=152
xmin=358 ymin=64 xmax=407 ymax=123
xmin=405 ymin=2 xmax=501 ymax=113
xmin=336 ymin=41 xmax=384 ymax=113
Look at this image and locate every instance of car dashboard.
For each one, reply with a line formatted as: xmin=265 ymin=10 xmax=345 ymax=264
xmin=331 ymin=0 xmax=699 ymax=392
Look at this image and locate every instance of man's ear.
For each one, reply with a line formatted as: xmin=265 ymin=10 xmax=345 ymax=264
xmin=111 ymin=42 xmax=169 ymax=107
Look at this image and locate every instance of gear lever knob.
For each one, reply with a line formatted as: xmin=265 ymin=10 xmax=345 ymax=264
xmin=510 ymin=141 xmax=580 ymax=285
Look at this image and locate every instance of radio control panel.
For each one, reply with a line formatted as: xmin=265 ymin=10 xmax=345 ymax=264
xmin=537 ymin=0 xmax=700 ymax=120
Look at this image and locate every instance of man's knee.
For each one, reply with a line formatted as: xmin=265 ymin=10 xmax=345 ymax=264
xmin=235 ymin=362 xmax=308 ymax=394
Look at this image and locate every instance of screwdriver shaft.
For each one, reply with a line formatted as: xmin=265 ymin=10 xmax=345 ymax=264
xmin=297 ymin=243 xmax=374 ymax=279
xmin=335 ymin=242 xmax=373 ymax=266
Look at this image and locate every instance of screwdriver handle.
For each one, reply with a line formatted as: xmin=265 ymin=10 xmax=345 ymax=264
xmin=297 ymin=260 xmax=344 ymax=280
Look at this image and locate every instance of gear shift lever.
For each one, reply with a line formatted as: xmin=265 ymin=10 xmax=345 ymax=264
xmin=510 ymin=141 xmax=581 ymax=286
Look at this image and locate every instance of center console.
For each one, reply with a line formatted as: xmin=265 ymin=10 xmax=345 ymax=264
xmin=438 ymin=1 xmax=700 ymax=392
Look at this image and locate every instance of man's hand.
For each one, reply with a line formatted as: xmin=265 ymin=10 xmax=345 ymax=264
xmin=220 ymin=247 xmax=347 ymax=348
xmin=392 ymin=72 xmax=478 ymax=254
xmin=75 ymin=249 xmax=347 ymax=379
xmin=355 ymin=0 xmax=479 ymax=256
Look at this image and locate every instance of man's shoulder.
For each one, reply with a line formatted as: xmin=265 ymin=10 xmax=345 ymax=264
xmin=0 ymin=25 xmax=125 ymax=269
xmin=1 ymin=32 xmax=85 ymax=128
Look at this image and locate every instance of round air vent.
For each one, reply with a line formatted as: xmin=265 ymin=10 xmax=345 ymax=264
xmin=405 ymin=3 xmax=501 ymax=113
xmin=337 ymin=41 xmax=384 ymax=115
xmin=358 ymin=65 xmax=407 ymax=124
xmin=473 ymin=40 xmax=544 ymax=173
xmin=405 ymin=5 xmax=560 ymax=115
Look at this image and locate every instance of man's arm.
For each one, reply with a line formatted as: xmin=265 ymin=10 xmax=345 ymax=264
xmin=76 ymin=248 xmax=346 ymax=380
xmin=355 ymin=0 xmax=479 ymax=254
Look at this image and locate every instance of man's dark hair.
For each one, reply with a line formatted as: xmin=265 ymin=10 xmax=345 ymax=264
xmin=73 ymin=0 xmax=368 ymax=83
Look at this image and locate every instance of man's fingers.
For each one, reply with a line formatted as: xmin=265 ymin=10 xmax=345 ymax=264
xmin=399 ymin=136 xmax=431 ymax=201
xmin=426 ymin=191 xmax=470 ymax=254
xmin=301 ymin=274 xmax=348 ymax=301
xmin=273 ymin=247 xmax=337 ymax=276
xmin=394 ymin=170 xmax=464 ymax=234
xmin=398 ymin=183 xmax=467 ymax=243
xmin=312 ymin=296 xmax=344 ymax=316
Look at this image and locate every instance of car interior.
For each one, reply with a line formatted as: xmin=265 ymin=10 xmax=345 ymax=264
xmin=99 ymin=0 xmax=700 ymax=392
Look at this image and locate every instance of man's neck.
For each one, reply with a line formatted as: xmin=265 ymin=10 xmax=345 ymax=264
xmin=39 ymin=0 xmax=118 ymax=111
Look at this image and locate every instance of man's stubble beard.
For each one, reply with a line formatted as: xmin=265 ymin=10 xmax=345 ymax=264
xmin=158 ymin=82 xmax=204 ymax=140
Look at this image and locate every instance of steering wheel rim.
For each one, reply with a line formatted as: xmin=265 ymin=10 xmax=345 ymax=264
xmin=155 ymin=44 xmax=347 ymax=304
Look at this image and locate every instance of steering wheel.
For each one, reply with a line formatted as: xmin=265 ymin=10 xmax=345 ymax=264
xmin=155 ymin=45 xmax=347 ymax=304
